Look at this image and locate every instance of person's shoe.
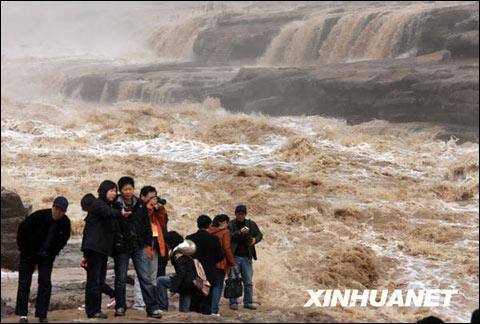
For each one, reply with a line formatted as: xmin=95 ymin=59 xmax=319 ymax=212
xmin=106 ymin=297 xmax=116 ymax=309
xmin=211 ymin=313 xmax=221 ymax=317
xmin=114 ymin=308 xmax=126 ymax=316
xmin=244 ymin=304 xmax=257 ymax=310
xmin=147 ymin=310 xmax=163 ymax=318
xmin=77 ymin=304 xmax=85 ymax=311
xmin=19 ymin=317 xmax=28 ymax=323
xmin=39 ymin=318 xmax=48 ymax=323
xmin=87 ymin=312 xmax=108 ymax=319
xmin=229 ymin=304 xmax=238 ymax=310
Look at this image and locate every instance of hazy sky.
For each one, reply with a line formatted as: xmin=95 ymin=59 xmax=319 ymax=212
xmin=1 ymin=1 xmax=204 ymax=58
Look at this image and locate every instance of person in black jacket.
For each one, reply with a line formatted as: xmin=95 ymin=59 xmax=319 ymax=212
xmin=471 ymin=309 xmax=479 ymax=324
xmin=228 ymin=204 xmax=263 ymax=310
xmin=15 ymin=196 xmax=71 ymax=324
xmin=77 ymin=193 xmax=116 ymax=312
xmin=186 ymin=215 xmax=224 ymax=315
xmin=156 ymin=231 xmax=196 ymax=312
xmin=112 ymin=176 xmax=162 ymax=318
xmin=81 ymin=180 xmax=131 ymax=319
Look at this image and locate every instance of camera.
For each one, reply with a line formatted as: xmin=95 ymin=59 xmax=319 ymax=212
xmin=156 ymin=196 xmax=167 ymax=205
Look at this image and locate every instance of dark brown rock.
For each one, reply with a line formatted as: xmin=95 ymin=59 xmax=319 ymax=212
xmin=193 ymin=12 xmax=304 ymax=64
xmin=208 ymin=58 xmax=479 ymax=142
xmin=60 ymin=57 xmax=479 ymax=143
xmin=1 ymin=188 xmax=32 ymax=270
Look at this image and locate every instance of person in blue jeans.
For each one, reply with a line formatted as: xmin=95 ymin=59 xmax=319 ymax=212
xmin=228 ymin=205 xmax=263 ymax=310
xmin=112 ymin=177 xmax=162 ymax=318
xmin=156 ymin=231 xmax=196 ymax=312
xmin=208 ymin=214 xmax=236 ymax=316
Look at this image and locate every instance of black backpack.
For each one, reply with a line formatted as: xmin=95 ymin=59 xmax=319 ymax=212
xmin=224 ymin=268 xmax=243 ymax=299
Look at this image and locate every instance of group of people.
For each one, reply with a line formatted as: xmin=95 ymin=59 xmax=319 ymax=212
xmin=14 ymin=176 xmax=263 ymax=323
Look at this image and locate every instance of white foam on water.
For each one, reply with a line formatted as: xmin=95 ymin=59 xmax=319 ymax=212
xmin=81 ymin=135 xmax=294 ymax=170
xmin=361 ymin=228 xmax=478 ymax=323
xmin=2 ymin=125 xmax=295 ymax=171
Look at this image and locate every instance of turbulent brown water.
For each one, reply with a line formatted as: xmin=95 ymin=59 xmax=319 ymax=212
xmin=1 ymin=2 xmax=479 ymax=323
xmin=2 ymin=90 xmax=478 ymax=322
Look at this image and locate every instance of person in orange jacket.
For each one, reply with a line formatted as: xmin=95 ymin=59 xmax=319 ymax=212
xmin=207 ymin=214 xmax=236 ymax=316
xmin=140 ymin=186 xmax=169 ymax=283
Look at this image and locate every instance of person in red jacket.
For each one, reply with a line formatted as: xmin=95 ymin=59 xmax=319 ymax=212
xmin=208 ymin=214 xmax=236 ymax=316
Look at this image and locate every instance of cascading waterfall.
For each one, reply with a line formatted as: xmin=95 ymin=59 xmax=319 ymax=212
xmin=321 ymin=7 xmax=427 ymax=63
xmin=259 ymin=20 xmax=304 ymax=65
xmin=260 ymin=5 xmax=435 ymax=66
xmin=148 ymin=15 xmax=209 ymax=61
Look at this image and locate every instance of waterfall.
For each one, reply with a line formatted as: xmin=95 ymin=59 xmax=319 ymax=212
xmin=148 ymin=16 xmax=209 ymax=61
xmin=259 ymin=4 xmax=443 ymax=66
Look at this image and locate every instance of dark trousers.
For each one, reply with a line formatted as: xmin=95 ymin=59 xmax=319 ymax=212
xmin=101 ymin=283 xmax=115 ymax=298
xmin=152 ymin=239 xmax=168 ymax=278
xmin=157 ymin=255 xmax=168 ymax=277
xmin=84 ymin=250 xmax=108 ymax=317
xmin=81 ymin=268 xmax=114 ymax=298
xmin=190 ymin=269 xmax=217 ymax=315
xmin=191 ymin=289 xmax=214 ymax=315
xmin=15 ymin=253 xmax=55 ymax=318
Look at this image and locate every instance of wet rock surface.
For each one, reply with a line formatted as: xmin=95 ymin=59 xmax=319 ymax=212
xmin=61 ymin=57 xmax=479 ymax=143
xmin=1 ymin=187 xmax=32 ymax=271
xmin=209 ymin=57 xmax=479 ymax=142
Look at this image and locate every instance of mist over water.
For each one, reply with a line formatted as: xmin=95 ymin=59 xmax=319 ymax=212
xmin=1 ymin=1 xmax=478 ymax=323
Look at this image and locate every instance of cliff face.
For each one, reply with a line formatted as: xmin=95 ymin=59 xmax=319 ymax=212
xmin=192 ymin=12 xmax=304 ymax=63
xmin=60 ymin=54 xmax=479 ymax=142
xmin=419 ymin=5 xmax=479 ymax=58
xmin=207 ymin=56 xmax=479 ymax=141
